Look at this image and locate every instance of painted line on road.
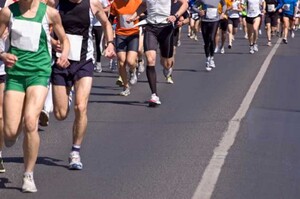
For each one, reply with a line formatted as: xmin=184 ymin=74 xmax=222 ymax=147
xmin=191 ymin=38 xmax=282 ymax=199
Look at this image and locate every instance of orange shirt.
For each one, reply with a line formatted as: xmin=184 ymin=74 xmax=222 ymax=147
xmin=110 ymin=0 xmax=142 ymax=36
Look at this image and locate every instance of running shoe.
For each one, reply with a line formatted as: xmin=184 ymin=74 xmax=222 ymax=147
xmin=253 ymin=44 xmax=258 ymax=52
xmin=228 ymin=44 xmax=232 ymax=49
xmin=129 ymin=69 xmax=137 ymax=85
xmin=94 ymin=62 xmax=102 ymax=73
xmin=209 ymin=58 xmax=216 ymax=68
xmin=291 ymin=30 xmax=295 ymax=38
xmin=177 ymin=40 xmax=181 ymax=47
xmin=116 ymin=76 xmax=124 ymax=87
xmin=120 ymin=87 xmax=130 ymax=96
xmin=148 ymin=94 xmax=161 ymax=107
xmin=214 ymin=46 xmax=219 ymax=53
xmin=267 ymin=41 xmax=272 ymax=46
xmin=22 ymin=174 xmax=37 ymax=193
xmin=166 ymin=76 xmax=174 ymax=84
xmin=69 ymin=152 xmax=83 ymax=170
xmin=258 ymin=29 xmax=262 ymax=35
xmin=137 ymin=59 xmax=145 ymax=73
xmin=205 ymin=60 xmax=212 ymax=72
xmin=0 ymin=158 xmax=5 ymax=173
xmin=283 ymin=38 xmax=288 ymax=44
xmin=194 ymin=36 xmax=198 ymax=41
xmin=249 ymin=45 xmax=255 ymax=54
xmin=39 ymin=109 xmax=49 ymax=127
xmin=220 ymin=47 xmax=225 ymax=54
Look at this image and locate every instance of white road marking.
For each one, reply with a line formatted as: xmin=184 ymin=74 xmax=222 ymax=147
xmin=191 ymin=39 xmax=282 ymax=199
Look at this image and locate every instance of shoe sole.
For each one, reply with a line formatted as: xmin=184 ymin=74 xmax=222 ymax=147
xmin=0 ymin=169 xmax=5 ymax=173
xmin=69 ymin=164 xmax=83 ymax=170
xmin=39 ymin=111 xmax=49 ymax=127
xmin=22 ymin=188 xmax=38 ymax=193
xmin=148 ymin=101 xmax=161 ymax=107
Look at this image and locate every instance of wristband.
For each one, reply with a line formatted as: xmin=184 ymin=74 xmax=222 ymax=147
xmin=106 ymin=41 xmax=115 ymax=46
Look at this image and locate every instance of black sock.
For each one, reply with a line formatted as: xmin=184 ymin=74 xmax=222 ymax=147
xmin=146 ymin=66 xmax=157 ymax=94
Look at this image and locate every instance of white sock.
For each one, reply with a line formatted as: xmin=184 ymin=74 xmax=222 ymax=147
xmin=0 ymin=151 xmax=2 ymax=158
xmin=24 ymin=172 xmax=33 ymax=178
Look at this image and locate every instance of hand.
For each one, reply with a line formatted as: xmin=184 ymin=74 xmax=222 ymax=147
xmin=199 ymin=10 xmax=205 ymax=17
xmin=167 ymin=15 xmax=177 ymax=23
xmin=1 ymin=52 xmax=18 ymax=68
xmin=104 ymin=43 xmax=116 ymax=59
xmin=56 ymin=55 xmax=70 ymax=68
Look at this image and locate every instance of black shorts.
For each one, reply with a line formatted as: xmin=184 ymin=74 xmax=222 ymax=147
xmin=246 ymin=15 xmax=260 ymax=25
xmin=51 ymin=59 xmax=94 ymax=87
xmin=228 ymin=18 xmax=240 ymax=28
xmin=265 ymin=12 xmax=278 ymax=27
xmin=0 ymin=74 xmax=6 ymax=83
xmin=173 ymin=28 xmax=180 ymax=46
xmin=282 ymin=13 xmax=294 ymax=20
xmin=144 ymin=24 xmax=174 ymax=58
xmin=219 ymin=19 xmax=228 ymax=31
xmin=115 ymin=34 xmax=139 ymax=53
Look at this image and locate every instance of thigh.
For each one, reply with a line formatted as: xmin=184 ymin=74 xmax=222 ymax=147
xmin=158 ymin=25 xmax=174 ymax=58
xmin=144 ymin=25 xmax=159 ymax=52
xmin=4 ymin=90 xmax=25 ymax=133
xmin=23 ymin=85 xmax=48 ymax=121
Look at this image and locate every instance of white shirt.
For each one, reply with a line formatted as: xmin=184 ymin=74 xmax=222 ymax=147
xmin=243 ymin=0 xmax=264 ymax=17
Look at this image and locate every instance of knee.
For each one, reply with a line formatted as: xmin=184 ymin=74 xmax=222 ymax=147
xmin=23 ymin=116 xmax=38 ymax=133
xmin=54 ymin=108 xmax=68 ymax=121
xmin=74 ymin=103 xmax=87 ymax=117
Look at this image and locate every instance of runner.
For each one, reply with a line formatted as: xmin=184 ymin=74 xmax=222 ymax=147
xmin=109 ymin=0 xmax=142 ymax=96
xmin=215 ymin=0 xmax=230 ymax=54
xmin=189 ymin=0 xmax=201 ymax=41
xmin=93 ymin=0 xmax=110 ymax=73
xmin=242 ymin=0 xmax=264 ymax=54
xmin=129 ymin=0 xmax=188 ymax=106
xmin=227 ymin=0 xmax=243 ymax=49
xmin=51 ymin=0 xmax=116 ymax=170
xmin=0 ymin=0 xmax=70 ymax=192
xmin=277 ymin=0 xmax=298 ymax=44
xmin=263 ymin=0 xmax=279 ymax=46
xmin=193 ymin=0 xmax=226 ymax=71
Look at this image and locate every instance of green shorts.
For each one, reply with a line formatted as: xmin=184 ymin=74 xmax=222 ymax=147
xmin=5 ymin=75 xmax=50 ymax=92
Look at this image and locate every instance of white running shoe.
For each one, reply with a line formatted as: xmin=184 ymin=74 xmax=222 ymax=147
xmin=220 ymin=47 xmax=225 ymax=54
xmin=148 ymin=94 xmax=161 ymax=107
xmin=209 ymin=58 xmax=216 ymax=68
xmin=291 ymin=30 xmax=295 ymax=38
xmin=69 ymin=152 xmax=83 ymax=170
xmin=120 ymin=87 xmax=131 ymax=96
xmin=249 ymin=45 xmax=255 ymax=54
xmin=137 ymin=59 xmax=145 ymax=73
xmin=253 ymin=44 xmax=258 ymax=52
xmin=214 ymin=46 xmax=219 ymax=53
xmin=129 ymin=69 xmax=137 ymax=85
xmin=22 ymin=174 xmax=37 ymax=193
xmin=205 ymin=61 xmax=212 ymax=72
xmin=94 ymin=62 xmax=102 ymax=73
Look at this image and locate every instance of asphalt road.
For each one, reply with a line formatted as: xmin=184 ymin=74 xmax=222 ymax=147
xmin=1 ymin=26 xmax=300 ymax=199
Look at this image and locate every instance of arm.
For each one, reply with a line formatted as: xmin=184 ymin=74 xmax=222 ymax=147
xmin=0 ymin=7 xmax=18 ymax=67
xmin=90 ymin=0 xmax=116 ymax=58
xmin=47 ymin=6 xmax=70 ymax=68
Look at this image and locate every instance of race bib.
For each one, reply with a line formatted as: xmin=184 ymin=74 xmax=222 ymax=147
xmin=56 ymin=34 xmax=82 ymax=61
xmin=283 ymin=4 xmax=290 ymax=11
xmin=192 ymin=13 xmax=199 ymax=20
xmin=267 ymin=4 xmax=275 ymax=12
xmin=119 ymin=14 xmax=134 ymax=29
xmin=11 ymin=19 xmax=41 ymax=52
xmin=206 ymin=8 xmax=218 ymax=19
